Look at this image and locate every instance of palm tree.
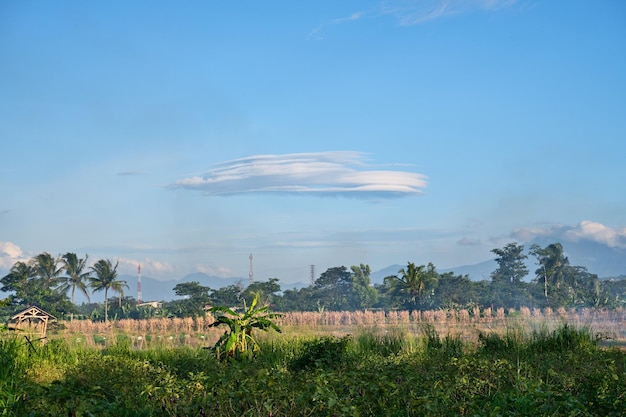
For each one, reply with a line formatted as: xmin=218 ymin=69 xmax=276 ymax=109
xmin=385 ymin=262 xmax=438 ymax=310
xmin=530 ymin=243 xmax=569 ymax=300
xmin=90 ymin=259 xmax=125 ymax=322
xmin=60 ymin=253 xmax=91 ymax=305
xmin=111 ymin=279 xmax=129 ymax=308
xmin=31 ymin=252 xmax=64 ymax=287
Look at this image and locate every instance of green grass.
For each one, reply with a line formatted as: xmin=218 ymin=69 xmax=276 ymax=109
xmin=1 ymin=324 xmax=625 ymax=416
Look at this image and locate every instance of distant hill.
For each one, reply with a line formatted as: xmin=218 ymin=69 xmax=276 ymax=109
xmin=370 ymin=260 xmax=497 ymax=284
xmin=370 ymin=239 xmax=626 ymax=285
xmin=69 ymin=272 xmax=309 ymax=304
xmin=529 ymin=237 xmax=626 ymax=278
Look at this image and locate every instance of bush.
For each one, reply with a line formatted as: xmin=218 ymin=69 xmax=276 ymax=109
xmin=289 ymin=335 xmax=353 ymax=371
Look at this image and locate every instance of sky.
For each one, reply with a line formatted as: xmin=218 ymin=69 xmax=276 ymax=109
xmin=1 ymin=0 xmax=625 ymax=286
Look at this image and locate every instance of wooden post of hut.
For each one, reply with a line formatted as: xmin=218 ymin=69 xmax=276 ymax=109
xmin=10 ymin=304 xmax=57 ymax=344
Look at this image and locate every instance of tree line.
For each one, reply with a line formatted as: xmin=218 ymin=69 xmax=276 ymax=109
xmin=1 ymin=253 xmax=126 ymax=321
xmin=2 ymin=242 xmax=626 ymax=321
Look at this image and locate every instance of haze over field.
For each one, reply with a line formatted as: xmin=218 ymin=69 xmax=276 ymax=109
xmin=1 ymin=1 xmax=625 ymax=285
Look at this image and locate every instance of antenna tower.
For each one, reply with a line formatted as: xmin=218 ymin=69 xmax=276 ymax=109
xmin=137 ymin=264 xmax=142 ymax=304
xmin=310 ymin=264 xmax=316 ymax=286
xmin=249 ymin=254 xmax=254 ymax=285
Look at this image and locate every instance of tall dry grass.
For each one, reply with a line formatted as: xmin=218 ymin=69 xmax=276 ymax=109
xmin=55 ymin=307 xmax=626 ymax=349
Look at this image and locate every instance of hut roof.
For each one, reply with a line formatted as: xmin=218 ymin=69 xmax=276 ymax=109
xmin=10 ymin=304 xmax=57 ymax=321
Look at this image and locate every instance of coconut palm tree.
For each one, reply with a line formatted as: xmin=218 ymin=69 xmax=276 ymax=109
xmin=530 ymin=243 xmax=569 ymax=300
xmin=111 ymin=279 xmax=129 ymax=308
xmin=90 ymin=259 xmax=125 ymax=322
xmin=31 ymin=252 xmax=64 ymax=287
xmin=385 ymin=262 xmax=438 ymax=310
xmin=60 ymin=253 xmax=91 ymax=305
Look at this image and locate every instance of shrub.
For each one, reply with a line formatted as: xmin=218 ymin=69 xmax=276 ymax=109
xmin=289 ymin=335 xmax=353 ymax=371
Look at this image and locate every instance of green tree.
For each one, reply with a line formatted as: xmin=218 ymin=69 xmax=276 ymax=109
xmin=210 ymin=284 xmax=243 ymax=308
xmin=0 ymin=261 xmax=34 ymax=305
xmin=172 ymin=281 xmax=212 ymax=317
xmin=277 ymin=286 xmax=317 ymax=312
xmin=490 ymin=243 xmax=528 ymax=284
xmin=384 ymin=262 xmax=439 ymax=311
xmin=60 ymin=253 xmax=91 ymax=305
xmin=1 ymin=257 xmax=74 ymax=317
xmin=349 ymin=264 xmax=378 ymax=309
xmin=433 ymin=272 xmax=476 ymax=308
xmin=89 ymin=259 xmax=124 ymax=322
xmin=313 ymin=266 xmax=352 ymax=311
xmin=32 ymin=252 xmax=64 ymax=287
xmin=530 ymin=243 xmax=569 ymax=303
xmin=242 ymin=278 xmax=281 ymax=307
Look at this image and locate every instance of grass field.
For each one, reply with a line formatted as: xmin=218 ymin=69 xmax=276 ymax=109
xmin=2 ymin=308 xmax=626 ymax=416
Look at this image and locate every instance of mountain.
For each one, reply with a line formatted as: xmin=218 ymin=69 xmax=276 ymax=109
xmin=370 ymin=260 xmax=497 ymax=284
xmin=529 ymin=237 xmax=626 ymax=278
xmin=370 ymin=239 xmax=626 ymax=285
xmin=71 ymin=272 xmax=309 ymax=303
xmin=109 ymin=272 xmax=245 ymax=303
xmin=439 ymin=259 xmax=499 ymax=281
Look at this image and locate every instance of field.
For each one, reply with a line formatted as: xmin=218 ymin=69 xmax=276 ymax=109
xmin=2 ymin=307 xmax=626 ymax=416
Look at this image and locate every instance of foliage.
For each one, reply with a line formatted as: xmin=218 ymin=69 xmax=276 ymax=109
xmin=491 ymin=242 xmax=528 ymax=284
xmin=90 ymin=259 xmax=127 ymax=323
xmin=240 ymin=277 xmax=281 ymax=307
xmin=172 ymin=281 xmax=212 ymax=317
xmin=3 ymin=324 xmax=625 ymax=416
xmin=288 ymin=335 xmax=353 ymax=371
xmin=60 ymin=252 xmax=91 ymax=305
xmin=0 ymin=256 xmax=74 ymax=318
xmin=208 ymin=293 xmax=282 ymax=360
xmin=312 ymin=266 xmax=353 ymax=310
xmin=2 ymin=242 xmax=624 ymax=320
xmin=384 ymin=262 xmax=439 ymax=310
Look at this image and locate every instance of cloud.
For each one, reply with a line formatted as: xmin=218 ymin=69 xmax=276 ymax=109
xmin=309 ymin=0 xmax=517 ymax=37
xmin=196 ymin=264 xmax=238 ymax=278
xmin=511 ymin=221 xmax=626 ymax=249
xmin=308 ymin=11 xmax=366 ymax=40
xmin=171 ymin=151 xmax=427 ymax=199
xmin=116 ymin=171 xmax=144 ymax=176
xmin=457 ymin=237 xmax=481 ymax=246
xmin=380 ymin=0 xmax=518 ymax=25
xmin=563 ymin=221 xmax=626 ymax=249
xmin=0 ymin=241 xmax=26 ymax=269
xmin=116 ymin=257 xmax=175 ymax=277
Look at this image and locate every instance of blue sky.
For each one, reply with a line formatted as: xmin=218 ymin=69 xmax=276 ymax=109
xmin=1 ymin=0 xmax=625 ymax=285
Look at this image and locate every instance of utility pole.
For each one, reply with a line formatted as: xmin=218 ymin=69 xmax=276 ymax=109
xmin=137 ymin=264 xmax=142 ymax=304
xmin=249 ymin=254 xmax=254 ymax=285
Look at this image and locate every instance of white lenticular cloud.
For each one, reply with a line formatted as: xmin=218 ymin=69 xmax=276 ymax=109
xmin=171 ymin=151 xmax=427 ymax=199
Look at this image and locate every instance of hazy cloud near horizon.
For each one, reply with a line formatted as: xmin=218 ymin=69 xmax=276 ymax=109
xmin=171 ymin=151 xmax=427 ymax=199
xmin=512 ymin=221 xmax=626 ymax=249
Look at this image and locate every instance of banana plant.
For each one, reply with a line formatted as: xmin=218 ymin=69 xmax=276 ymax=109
xmin=208 ymin=293 xmax=282 ymax=360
